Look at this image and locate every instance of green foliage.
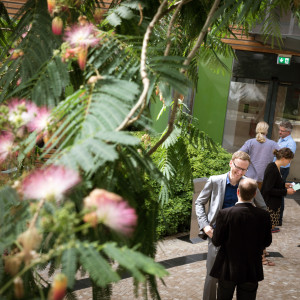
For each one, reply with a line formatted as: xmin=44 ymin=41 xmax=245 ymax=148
xmin=154 ymin=143 xmax=231 ymax=238
xmin=0 ymin=0 xmax=63 ymax=104
xmin=137 ymin=120 xmax=231 ymax=239
xmin=61 ymin=248 xmax=77 ymax=288
xmin=78 ymin=243 xmax=120 ymax=287
xmin=0 ymin=0 xmax=295 ymax=299
xmin=155 ymin=188 xmax=193 ymax=238
xmin=146 ymin=139 xmax=231 ymax=238
xmin=189 ymin=144 xmax=232 ymax=178
xmin=0 ymin=187 xmax=30 ymax=253
xmin=103 ymin=243 xmax=168 ymax=280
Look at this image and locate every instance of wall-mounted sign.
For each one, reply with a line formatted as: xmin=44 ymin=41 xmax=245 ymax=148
xmin=277 ymin=55 xmax=291 ymax=65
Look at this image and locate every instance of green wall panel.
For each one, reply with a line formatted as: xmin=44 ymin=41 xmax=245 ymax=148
xmin=193 ymin=57 xmax=233 ymax=143
xmin=150 ymin=98 xmax=169 ymax=134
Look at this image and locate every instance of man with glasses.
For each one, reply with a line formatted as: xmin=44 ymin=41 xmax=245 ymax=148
xmin=195 ymin=151 xmax=267 ymax=300
xmin=277 ymin=121 xmax=297 ymax=226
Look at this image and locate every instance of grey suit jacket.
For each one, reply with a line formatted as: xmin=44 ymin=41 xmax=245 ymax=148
xmin=195 ymin=173 xmax=267 ymax=239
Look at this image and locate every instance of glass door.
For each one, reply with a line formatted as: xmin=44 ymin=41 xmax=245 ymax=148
xmin=222 ymin=79 xmax=269 ymax=152
xmin=222 ymin=79 xmax=300 ymax=181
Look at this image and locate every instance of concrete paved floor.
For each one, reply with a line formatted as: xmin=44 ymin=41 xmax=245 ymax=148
xmin=74 ymin=196 xmax=300 ymax=299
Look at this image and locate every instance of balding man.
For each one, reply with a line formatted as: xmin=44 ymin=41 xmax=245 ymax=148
xmin=195 ymin=151 xmax=267 ymax=300
xmin=210 ymin=178 xmax=272 ymax=300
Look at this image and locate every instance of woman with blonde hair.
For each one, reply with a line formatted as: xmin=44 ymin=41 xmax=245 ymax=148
xmin=239 ymin=121 xmax=280 ymax=189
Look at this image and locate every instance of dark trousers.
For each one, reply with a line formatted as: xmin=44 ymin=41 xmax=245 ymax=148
xmin=279 ymin=167 xmax=289 ymax=224
xmin=217 ymin=280 xmax=258 ymax=300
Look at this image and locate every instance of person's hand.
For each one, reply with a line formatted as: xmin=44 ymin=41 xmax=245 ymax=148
xmin=287 ymin=187 xmax=296 ymax=195
xmin=285 ymin=183 xmax=293 ymax=188
xmin=204 ymin=225 xmax=214 ymax=238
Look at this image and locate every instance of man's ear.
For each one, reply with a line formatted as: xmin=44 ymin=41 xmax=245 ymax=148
xmin=237 ymin=188 xmax=240 ymax=196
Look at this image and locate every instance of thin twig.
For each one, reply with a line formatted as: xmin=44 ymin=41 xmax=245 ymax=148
xmin=147 ymin=97 xmax=179 ymax=156
xmin=126 ymin=97 xmax=147 ymax=126
xmin=147 ymin=0 xmax=221 ymax=155
xmin=29 ymin=198 xmax=46 ymax=230
xmin=116 ymin=0 xmax=169 ymax=131
xmin=164 ymin=0 xmax=186 ymax=57
xmin=161 ymin=0 xmax=193 ymax=19
xmin=0 ymin=244 xmax=66 ymax=295
xmin=138 ymin=3 xmax=143 ymax=26
xmin=127 ymin=0 xmax=185 ymax=127
xmin=182 ymin=0 xmax=221 ymax=68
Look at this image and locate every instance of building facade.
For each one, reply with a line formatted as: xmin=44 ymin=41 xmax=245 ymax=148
xmin=3 ymin=1 xmax=300 ymax=180
xmin=194 ymin=13 xmax=300 ymax=181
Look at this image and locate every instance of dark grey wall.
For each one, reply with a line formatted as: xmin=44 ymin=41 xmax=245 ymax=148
xmin=232 ymin=51 xmax=300 ymax=83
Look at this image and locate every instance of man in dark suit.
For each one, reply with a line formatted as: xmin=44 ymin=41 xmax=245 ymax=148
xmin=196 ymin=151 xmax=267 ymax=300
xmin=210 ymin=178 xmax=272 ymax=300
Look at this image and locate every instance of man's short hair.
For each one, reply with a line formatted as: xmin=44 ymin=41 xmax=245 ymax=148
xmin=232 ymin=151 xmax=251 ymax=163
xmin=238 ymin=178 xmax=257 ymax=201
xmin=279 ymin=120 xmax=293 ymax=132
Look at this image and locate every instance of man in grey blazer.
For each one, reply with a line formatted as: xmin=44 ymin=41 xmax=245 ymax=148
xmin=195 ymin=151 xmax=267 ymax=300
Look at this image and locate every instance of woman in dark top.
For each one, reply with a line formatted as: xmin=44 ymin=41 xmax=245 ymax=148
xmin=261 ymin=147 xmax=295 ymax=232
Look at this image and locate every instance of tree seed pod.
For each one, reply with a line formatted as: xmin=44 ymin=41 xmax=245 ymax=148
xmin=52 ymin=17 xmax=63 ymax=35
xmin=4 ymin=255 xmax=22 ymax=276
xmin=14 ymin=277 xmax=24 ymax=299
xmin=48 ymin=273 xmax=68 ymax=300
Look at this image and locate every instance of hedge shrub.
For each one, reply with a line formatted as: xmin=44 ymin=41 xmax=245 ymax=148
xmin=141 ymin=132 xmax=231 ymax=239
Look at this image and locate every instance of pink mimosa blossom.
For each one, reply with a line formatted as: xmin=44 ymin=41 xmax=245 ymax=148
xmin=83 ymin=189 xmax=137 ymax=236
xmin=62 ymin=24 xmax=100 ymax=70
xmin=27 ymin=107 xmax=51 ymax=133
xmin=8 ymin=99 xmax=38 ymax=128
xmin=0 ymin=132 xmax=14 ymax=163
xmin=61 ymin=47 xmax=80 ymax=62
xmin=22 ymin=165 xmax=81 ymax=202
xmin=64 ymin=24 xmax=100 ymax=48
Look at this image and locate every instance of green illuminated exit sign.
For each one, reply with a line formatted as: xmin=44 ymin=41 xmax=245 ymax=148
xmin=277 ymin=55 xmax=291 ymax=65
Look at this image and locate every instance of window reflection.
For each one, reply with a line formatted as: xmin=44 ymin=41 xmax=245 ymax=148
xmin=222 ymin=80 xmax=268 ymax=152
xmin=272 ymin=86 xmax=300 ymax=142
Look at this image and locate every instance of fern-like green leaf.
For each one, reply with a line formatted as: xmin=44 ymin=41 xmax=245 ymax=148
xmin=77 ymin=243 xmax=120 ymax=287
xmin=0 ymin=186 xmax=29 ymax=253
xmin=103 ymin=243 xmax=168 ymax=280
xmin=18 ymin=131 xmax=38 ymax=164
xmin=106 ymin=13 xmax=122 ymax=26
xmin=158 ymin=182 xmax=170 ymax=206
xmin=0 ymin=257 xmax=4 ymax=284
xmin=96 ymin=131 xmax=139 ymax=145
xmin=115 ymin=6 xmax=134 ymax=19
xmin=162 ymin=126 xmax=181 ymax=148
xmin=61 ymin=248 xmax=78 ymax=289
